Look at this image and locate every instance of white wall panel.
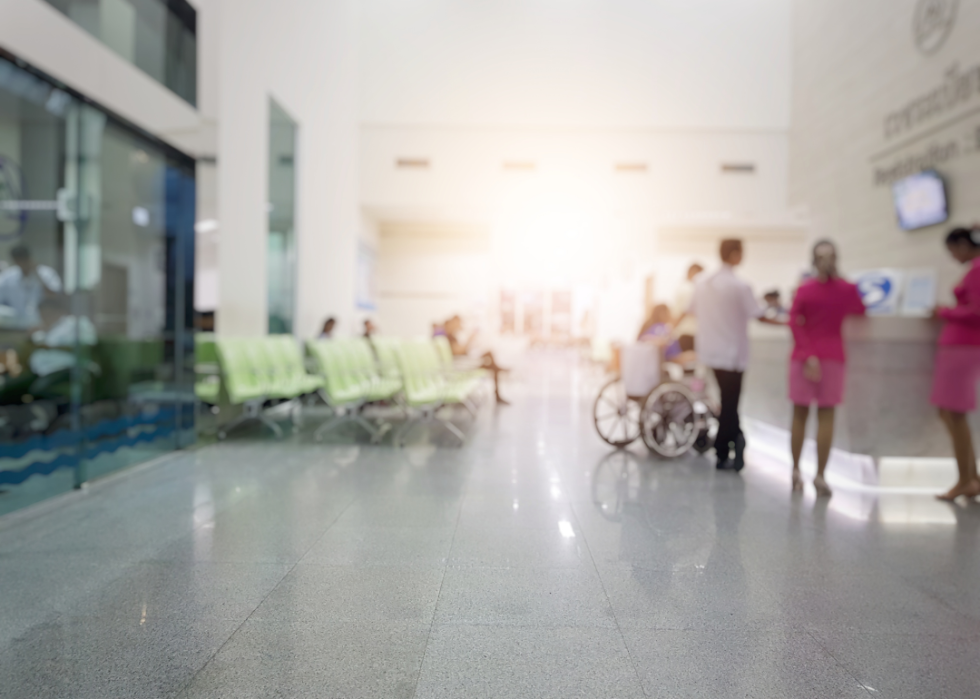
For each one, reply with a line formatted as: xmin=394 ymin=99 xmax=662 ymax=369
xmin=361 ymin=0 xmax=792 ymax=130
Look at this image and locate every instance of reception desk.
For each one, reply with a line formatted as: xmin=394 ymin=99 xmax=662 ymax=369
xmin=742 ymin=317 xmax=972 ymax=473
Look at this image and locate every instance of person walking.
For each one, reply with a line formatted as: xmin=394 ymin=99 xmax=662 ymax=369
xmin=687 ymin=239 xmax=772 ymax=472
xmin=788 ymin=240 xmax=865 ymax=496
xmin=931 ymin=227 xmax=980 ymax=502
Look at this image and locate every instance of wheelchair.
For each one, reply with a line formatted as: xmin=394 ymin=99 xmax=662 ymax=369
xmin=593 ymin=342 xmax=718 ymax=457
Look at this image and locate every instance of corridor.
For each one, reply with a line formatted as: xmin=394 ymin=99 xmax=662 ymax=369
xmin=1 ymin=354 xmax=978 ymax=698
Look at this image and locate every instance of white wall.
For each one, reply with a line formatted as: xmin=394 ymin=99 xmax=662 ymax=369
xmin=790 ymin=0 xmax=980 ymax=296
xmin=214 ymin=0 xmax=360 ymax=337
xmin=360 ymin=0 xmax=792 ymax=130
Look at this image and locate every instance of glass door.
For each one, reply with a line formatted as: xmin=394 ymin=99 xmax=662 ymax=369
xmin=0 ymin=53 xmax=195 ymax=516
xmin=267 ymin=99 xmax=296 ymax=335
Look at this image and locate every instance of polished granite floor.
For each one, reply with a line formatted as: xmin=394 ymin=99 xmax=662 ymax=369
xmin=1 ymin=353 xmax=979 ymax=698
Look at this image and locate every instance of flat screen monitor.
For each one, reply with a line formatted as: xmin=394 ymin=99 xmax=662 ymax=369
xmin=892 ymin=170 xmax=948 ymax=231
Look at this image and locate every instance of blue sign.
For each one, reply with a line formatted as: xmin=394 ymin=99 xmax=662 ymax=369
xmin=853 ymin=269 xmax=903 ymax=316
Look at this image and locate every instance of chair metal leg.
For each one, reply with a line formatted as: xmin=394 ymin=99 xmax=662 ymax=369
xmin=218 ymin=401 xmax=283 ymax=440
xmin=353 ymin=415 xmax=381 ymax=440
xmin=394 ymin=415 xmax=423 ymax=448
xmin=314 ymin=410 xmax=378 ymax=443
xmin=370 ymin=419 xmax=392 ymax=444
xmin=313 ymin=414 xmax=344 ymax=442
xmin=259 ymin=415 xmax=284 ymax=438
xmin=437 ymin=417 xmax=466 ymax=445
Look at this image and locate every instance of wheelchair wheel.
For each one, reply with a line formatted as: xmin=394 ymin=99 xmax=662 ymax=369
xmin=640 ymin=383 xmax=700 ymax=457
xmin=593 ymin=377 xmax=642 ymax=447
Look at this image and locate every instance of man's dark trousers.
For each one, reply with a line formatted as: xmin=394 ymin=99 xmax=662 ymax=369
xmin=712 ymin=368 xmax=744 ymax=462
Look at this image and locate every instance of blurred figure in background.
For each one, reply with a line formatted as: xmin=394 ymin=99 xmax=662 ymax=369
xmin=444 ymin=314 xmax=509 ymax=405
xmin=763 ymin=290 xmax=789 ymax=324
xmin=673 ymin=263 xmax=703 ymax=353
xmin=363 ymin=319 xmax=377 ymax=339
xmin=931 ymin=227 xmax=980 ymax=502
xmin=0 ymin=245 xmax=62 ymax=328
xmin=788 ymin=240 xmax=865 ymax=497
xmin=319 ymin=317 xmax=336 ymax=339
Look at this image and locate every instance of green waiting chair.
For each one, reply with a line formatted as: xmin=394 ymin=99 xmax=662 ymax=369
xmin=346 ymin=338 xmax=402 ymax=403
xmin=214 ymin=337 xmax=283 ymax=439
xmin=306 ymin=339 xmax=385 ymax=443
xmin=431 ymin=336 xmax=487 ymax=415
xmin=266 ymin=335 xmax=324 ymax=398
xmin=390 ymin=339 xmax=466 ymax=447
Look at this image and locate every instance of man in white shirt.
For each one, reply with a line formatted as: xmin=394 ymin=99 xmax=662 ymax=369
xmin=0 ymin=245 xmax=62 ymax=328
xmin=688 ymin=239 xmax=768 ymax=472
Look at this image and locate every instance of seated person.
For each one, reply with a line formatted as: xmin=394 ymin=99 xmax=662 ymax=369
xmin=0 ymin=245 xmax=63 ymax=329
xmin=638 ymin=305 xmax=683 ymax=360
xmin=320 ymin=317 xmax=337 ymax=339
xmin=444 ymin=314 xmax=509 ymax=405
xmin=0 ymin=296 xmax=97 ymax=406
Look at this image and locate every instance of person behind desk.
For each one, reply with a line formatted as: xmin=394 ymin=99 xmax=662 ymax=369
xmin=685 ymin=239 xmax=778 ymax=472
xmin=673 ymin=263 xmax=703 ymax=352
xmin=763 ymin=290 xmax=789 ymax=324
xmin=0 ymin=245 xmax=62 ymax=328
xmin=320 ymin=317 xmax=336 ymax=339
xmin=931 ymin=227 xmax=980 ymax=502
xmin=787 ymin=240 xmax=865 ymax=497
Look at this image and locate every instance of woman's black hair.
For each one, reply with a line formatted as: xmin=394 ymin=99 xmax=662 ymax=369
xmin=945 ymin=227 xmax=980 ymax=248
xmin=811 ymin=238 xmax=837 ymax=266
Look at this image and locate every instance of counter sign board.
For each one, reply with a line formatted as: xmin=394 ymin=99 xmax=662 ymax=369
xmin=852 ymin=269 xmax=905 ymax=316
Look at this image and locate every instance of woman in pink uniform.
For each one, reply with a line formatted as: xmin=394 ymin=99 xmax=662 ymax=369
xmin=932 ymin=227 xmax=980 ymax=502
xmin=788 ymin=240 xmax=866 ymax=496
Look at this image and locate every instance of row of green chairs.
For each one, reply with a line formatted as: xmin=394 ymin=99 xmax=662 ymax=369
xmin=196 ymin=333 xmax=489 ymax=444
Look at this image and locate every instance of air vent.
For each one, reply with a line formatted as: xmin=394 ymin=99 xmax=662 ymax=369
xmin=615 ymin=162 xmax=648 ymax=173
xmin=396 ymin=158 xmax=430 ymax=169
xmin=503 ymin=161 xmax=536 ymax=172
xmin=721 ymin=163 xmax=756 ymax=174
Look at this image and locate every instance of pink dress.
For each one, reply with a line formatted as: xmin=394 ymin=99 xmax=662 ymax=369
xmin=931 ymin=258 xmax=980 ymax=413
xmin=788 ymin=277 xmax=866 ymax=407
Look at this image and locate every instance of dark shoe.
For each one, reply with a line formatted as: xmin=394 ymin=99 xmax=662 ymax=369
xmin=716 ymin=459 xmax=736 ymax=471
xmin=732 ymin=434 xmax=746 ymax=472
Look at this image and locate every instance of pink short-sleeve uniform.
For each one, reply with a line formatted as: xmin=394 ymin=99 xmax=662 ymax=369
xmin=788 ymin=277 xmax=866 ymax=407
xmin=931 ymin=258 xmax=980 ymax=413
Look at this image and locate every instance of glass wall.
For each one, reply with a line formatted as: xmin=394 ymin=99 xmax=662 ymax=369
xmin=42 ymin=0 xmax=197 ymax=106
xmin=267 ymin=100 xmax=296 ymax=335
xmin=0 ymin=52 xmax=195 ymax=516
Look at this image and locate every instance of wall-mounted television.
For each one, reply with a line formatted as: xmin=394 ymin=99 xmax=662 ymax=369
xmin=892 ymin=170 xmax=948 ymax=231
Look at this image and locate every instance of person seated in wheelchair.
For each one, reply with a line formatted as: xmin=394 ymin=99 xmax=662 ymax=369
xmin=637 ymin=304 xmax=697 ymax=370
